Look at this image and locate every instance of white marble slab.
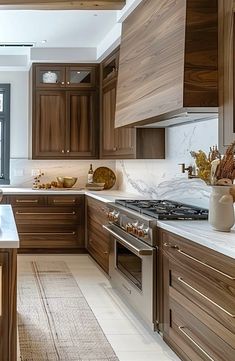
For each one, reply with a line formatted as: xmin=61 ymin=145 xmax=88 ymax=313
xmin=0 ymin=205 xmax=19 ymax=248
xmin=157 ymin=220 xmax=235 ymax=260
xmin=1 ymin=188 xmax=144 ymax=204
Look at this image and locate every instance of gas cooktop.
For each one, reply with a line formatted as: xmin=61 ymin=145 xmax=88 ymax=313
xmin=115 ymin=199 xmax=208 ymax=220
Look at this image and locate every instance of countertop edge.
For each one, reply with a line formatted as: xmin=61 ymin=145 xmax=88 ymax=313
xmin=157 ymin=220 xmax=235 ymax=260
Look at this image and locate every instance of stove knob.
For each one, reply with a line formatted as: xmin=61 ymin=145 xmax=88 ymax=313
xmin=126 ymin=223 xmax=133 ymax=233
xmin=113 ymin=211 xmax=119 ymax=222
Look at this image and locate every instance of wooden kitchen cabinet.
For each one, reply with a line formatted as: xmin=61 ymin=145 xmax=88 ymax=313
xmin=100 ymin=48 xmax=136 ymax=159
xmin=219 ymin=0 xmax=235 ymax=152
xmin=0 ymin=250 xmax=17 ymax=361
xmin=32 ymin=63 xmax=99 ymax=159
xmin=35 ymin=64 xmax=97 ymax=89
xmin=86 ymin=196 xmax=110 ymax=273
xmin=9 ymin=195 xmax=85 ymax=252
xmin=160 ymin=229 xmax=235 ymax=361
xmin=100 ymin=48 xmax=165 ymax=159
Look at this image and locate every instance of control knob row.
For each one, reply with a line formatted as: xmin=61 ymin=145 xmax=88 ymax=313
xmin=125 ymin=222 xmax=149 ymax=238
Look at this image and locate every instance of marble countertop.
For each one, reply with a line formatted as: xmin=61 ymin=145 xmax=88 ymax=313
xmin=157 ymin=220 xmax=235 ymax=260
xmin=0 ymin=188 xmax=146 ymax=203
xmin=1 ymin=188 xmax=235 ymax=258
xmin=0 ymin=205 xmax=19 ymax=248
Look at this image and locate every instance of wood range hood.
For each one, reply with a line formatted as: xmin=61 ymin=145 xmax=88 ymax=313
xmin=115 ymin=0 xmax=218 ymax=129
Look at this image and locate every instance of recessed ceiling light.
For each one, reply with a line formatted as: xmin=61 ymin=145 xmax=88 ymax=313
xmin=41 ymin=40 xmax=47 ymax=44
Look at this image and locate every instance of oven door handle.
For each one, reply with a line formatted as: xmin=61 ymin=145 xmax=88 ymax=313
xmin=103 ymin=224 xmax=154 ymax=256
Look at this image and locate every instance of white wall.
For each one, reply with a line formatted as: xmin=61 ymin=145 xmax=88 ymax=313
xmin=0 ymin=71 xmax=29 ymax=159
xmin=116 ymin=118 xmax=219 ymax=208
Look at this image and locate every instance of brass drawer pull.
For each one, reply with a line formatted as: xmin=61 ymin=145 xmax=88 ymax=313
xmin=16 ymin=211 xmax=76 ymax=215
xmin=178 ymin=277 xmax=235 ymax=318
xmin=53 ymin=200 xmax=76 ymax=203
xmin=0 ymin=265 xmax=2 ymax=316
xmin=16 ymin=199 xmax=39 ymax=203
xmin=178 ymin=326 xmax=215 ymax=361
xmin=177 ymin=249 xmax=235 ymax=280
xmin=19 ymin=232 xmax=76 ymax=236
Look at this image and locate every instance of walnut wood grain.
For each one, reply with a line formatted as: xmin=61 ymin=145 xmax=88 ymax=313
xmin=33 ymin=90 xmax=66 ymax=158
xmin=0 ymin=250 xmax=17 ymax=361
xmin=8 ymin=195 xmax=85 ymax=252
xmin=0 ymin=0 xmax=125 ymax=10
xmin=115 ymin=0 xmax=186 ymax=127
xmin=184 ymin=0 xmax=218 ymax=107
xmin=86 ymin=196 xmax=110 ymax=273
xmin=218 ymin=0 xmax=235 ymax=152
xmin=160 ymin=229 xmax=235 ymax=361
xmin=115 ymin=0 xmax=218 ymax=128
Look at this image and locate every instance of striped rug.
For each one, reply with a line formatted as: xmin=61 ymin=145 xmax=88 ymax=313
xmin=17 ymin=261 xmax=119 ymax=361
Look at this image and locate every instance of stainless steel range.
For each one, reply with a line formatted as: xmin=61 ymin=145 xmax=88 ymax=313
xmin=103 ymin=199 xmax=208 ymax=330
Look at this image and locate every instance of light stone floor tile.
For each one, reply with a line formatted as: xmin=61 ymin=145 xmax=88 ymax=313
xmin=17 ymin=254 xmax=180 ymax=361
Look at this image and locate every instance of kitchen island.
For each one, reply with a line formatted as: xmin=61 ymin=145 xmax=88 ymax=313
xmin=0 ymin=205 xmax=19 ymax=361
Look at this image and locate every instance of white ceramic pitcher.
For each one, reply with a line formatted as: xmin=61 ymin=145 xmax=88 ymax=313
xmin=209 ymin=186 xmax=235 ymax=232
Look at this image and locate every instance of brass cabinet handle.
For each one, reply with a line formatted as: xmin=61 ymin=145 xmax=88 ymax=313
xmin=178 ymin=326 xmax=215 ymax=361
xmin=19 ymin=232 xmax=76 ymax=236
xmin=113 ymin=147 xmax=117 ymax=151
xmin=177 ymin=249 xmax=235 ymax=280
xmin=16 ymin=211 xmax=76 ymax=215
xmin=61 ymin=150 xmax=65 ymax=153
xmin=104 ymin=251 xmax=108 ymax=255
xmin=61 ymin=81 xmax=65 ymax=85
xmin=53 ymin=199 xmax=76 ymax=203
xmin=0 ymin=265 xmax=2 ymax=317
xmin=67 ymin=81 xmax=70 ymax=85
xmin=16 ymin=199 xmax=38 ymax=203
xmin=66 ymin=150 xmax=70 ymax=153
xmin=178 ymin=277 xmax=235 ymax=318
xmin=163 ymin=243 xmax=235 ymax=280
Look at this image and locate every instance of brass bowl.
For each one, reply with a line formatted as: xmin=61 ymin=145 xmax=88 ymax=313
xmin=57 ymin=177 xmax=77 ymax=188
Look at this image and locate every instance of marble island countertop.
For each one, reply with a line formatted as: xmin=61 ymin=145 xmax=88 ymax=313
xmin=0 ymin=205 xmax=19 ymax=248
xmin=157 ymin=220 xmax=235 ymax=260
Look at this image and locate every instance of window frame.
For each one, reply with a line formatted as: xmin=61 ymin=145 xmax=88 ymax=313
xmin=0 ymin=84 xmax=10 ymax=185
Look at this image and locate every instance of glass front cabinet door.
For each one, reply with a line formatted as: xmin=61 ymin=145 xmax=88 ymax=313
xmin=35 ymin=66 xmax=66 ymax=88
xmin=66 ymin=67 xmax=96 ymax=88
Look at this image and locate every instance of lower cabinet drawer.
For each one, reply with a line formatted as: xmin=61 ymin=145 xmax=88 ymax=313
xmin=18 ymin=225 xmax=84 ymax=249
xmin=167 ymin=298 xmax=235 ymax=361
xmin=87 ymin=230 xmax=109 ymax=273
xmin=169 ymin=258 xmax=235 ymax=336
xmin=14 ymin=207 xmax=81 ymax=225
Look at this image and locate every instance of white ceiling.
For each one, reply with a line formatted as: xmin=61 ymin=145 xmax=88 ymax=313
xmin=0 ymin=0 xmax=142 ymax=67
xmin=0 ymin=10 xmax=117 ymax=48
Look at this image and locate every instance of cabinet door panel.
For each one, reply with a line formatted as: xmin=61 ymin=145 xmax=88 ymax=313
xmin=33 ymin=91 xmax=66 ymax=158
xmin=0 ymin=253 xmax=9 ymax=361
xmin=35 ymin=65 xmax=66 ymax=88
xmin=101 ymin=81 xmax=136 ymax=159
xmin=67 ymin=91 xmax=98 ymax=158
xmin=66 ymin=66 xmax=96 ymax=88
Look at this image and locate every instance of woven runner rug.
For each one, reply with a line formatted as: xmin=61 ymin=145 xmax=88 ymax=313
xmin=17 ymin=261 xmax=119 ymax=361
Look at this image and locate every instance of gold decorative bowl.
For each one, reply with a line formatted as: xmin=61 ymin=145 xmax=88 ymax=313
xmin=57 ymin=177 xmax=78 ymax=188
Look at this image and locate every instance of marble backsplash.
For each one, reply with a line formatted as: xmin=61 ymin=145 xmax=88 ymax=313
xmin=116 ymin=118 xmax=219 ymax=208
xmin=8 ymin=159 xmax=116 ymax=189
xmin=7 ymin=118 xmax=218 ymax=208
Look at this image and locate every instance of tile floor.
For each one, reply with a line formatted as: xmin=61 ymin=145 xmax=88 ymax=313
xmin=17 ymin=254 xmax=180 ymax=361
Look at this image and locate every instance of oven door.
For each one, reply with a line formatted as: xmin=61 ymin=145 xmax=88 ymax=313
xmin=103 ymin=224 xmax=156 ymax=329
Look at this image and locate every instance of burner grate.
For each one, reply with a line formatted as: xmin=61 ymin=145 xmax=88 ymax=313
xmin=115 ymin=199 xmax=208 ymax=220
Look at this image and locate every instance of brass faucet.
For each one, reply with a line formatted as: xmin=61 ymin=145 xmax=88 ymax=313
xmin=179 ymin=163 xmax=199 ymax=179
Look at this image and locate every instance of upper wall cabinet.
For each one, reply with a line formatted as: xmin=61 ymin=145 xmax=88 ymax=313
xmin=32 ymin=63 xmax=99 ymax=160
xmin=35 ymin=64 xmax=97 ymax=89
xmin=115 ymin=0 xmax=218 ymax=128
xmin=219 ymin=0 xmax=235 ymax=152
